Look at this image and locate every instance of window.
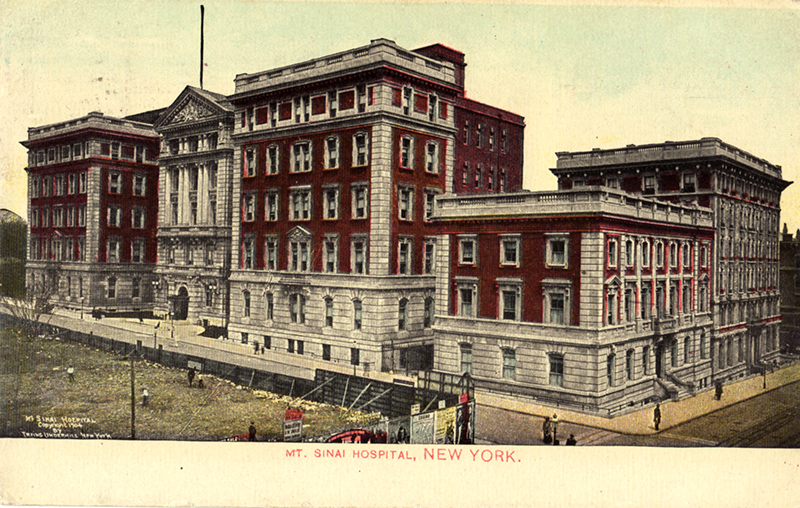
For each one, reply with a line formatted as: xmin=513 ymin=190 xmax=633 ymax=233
xmin=325 ymin=298 xmax=334 ymax=327
xmin=353 ymin=300 xmax=363 ymax=330
xmin=353 ymin=133 xmax=369 ymax=166
xmin=643 ymin=175 xmax=655 ymax=194
xmin=289 ymin=240 xmax=310 ymax=272
xmin=265 ymin=191 xmax=279 ymax=221
xmin=626 ymin=350 xmax=634 ymax=380
xmin=323 ymin=344 xmax=331 ymax=361
xmin=474 ymin=164 xmax=482 ymax=188
xmin=108 ymin=206 xmax=122 ymax=227
xmin=323 ymin=186 xmax=339 ymax=220
xmin=66 ymin=206 xmax=74 ymax=227
xmin=131 ymin=239 xmax=145 ymax=263
xmin=607 ymin=354 xmax=615 ymax=387
xmin=324 ymin=235 xmax=338 ymax=273
xmin=543 ymin=281 xmax=571 ymax=325
xmin=682 ymin=282 xmax=691 ymax=313
xmin=398 ymin=299 xmax=408 ymax=330
xmin=462 ymin=162 xmax=470 ymax=185
xmin=608 ymin=238 xmax=618 ymax=268
xmin=53 ymin=207 xmax=63 ymax=227
xmin=109 ymin=172 xmax=121 ymax=193
xmin=424 ymin=190 xmax=438 ymax=222
xmin=459 ymin=236 xmax=476 ymax=265
xmin=190 ymin=166 xmax=199 ymax=192
xmin=351 ymin=237 xmax=367 ymax=274
xmin=546 ymin=235 xmax=569 ymax=267
xmin=549 ymin=354 xmax=564 ymax=387
xmin=290 ymin=187 xmax=311 ymax=220
xmin=424 ymin=297 xmax=434 ymax=328
xmin=682 ymin=243 xmax=691 ymax=268
xmin=205 ymin=286 xmax=214 ymax=307
xmin=501 ymin=236 xmax=520 ymax=267
xmin=423 ymin=239 xmax=435 ymax=274
xmin=642 ymin=240 xmax=650 ymax=267
xmin=55 ymin=175 xmax=64 ymax=196
xmin=190 ymin=201 xmax=198 ymax=225
xmin=476 ymin=124 xmax=483 ymax=148
xmin=400 ymin=136 xmax=414 ymax=169
xmin=398 ymin=186 xmax=414 ymax=220
xmin=502 ymin=349 xmax=516 ymax=380
xmin=351 ymin=347 xmax=360 ymax=366
xmin=669 ymin=242 xmax=677 ymax=267
xmin=425 ymin=142 xmax=439 ymax=173
xmin=700 ymin=245 xmax=708 ymax=267
xmin=266 ymin=145 xmax=280 ymax=175
xmin=643 ymin=346 xmax=650 ymax=376
xmin=68 ymin=174 xmax=76 ymax=195
xmin=624 ymin=286 xmax=635 ymax=322
xmin=242 ymin=236 xmax=255 ymax=269
xmin=77 ymin=237 xmax=85 ymax=261
xmin=463 ymin=121 xmax=470 ymax=145
xmin=698 ymin=281 xmax=708 ymax=312
xmin=243 ymin=193 xmax=256 ymax=222
xmin=243 ymin=290 xmax=251 ymax=317
xmin=457 ymin=280 xmax=478 ymax=317
xmin=351 ymin=184 xmax=368 ymax=219
xmin=684 ymin=337 xmax=691 ymax=363
xmin=671 ymin=341 xmax=678 ymax=367
xmin=43 ymin=176 xmax=51 ymax=196
xmin=402 ymin=87 xmax=412 ymax=115
xmin=625 ymin=240 xmax=634 ymax=267
xmin=292 ymin=142 xmax=311 ymax=173
xmin=460 ymin=344 xmax=472 ymax=374
xmin=682 ymin=173 xmax=696 ymax=193
xmin=501 ymin=289 xmax=519 ymax=320
xmin=324 ymin=136 xmax=340 ymax=169
xmin=132 ymin=208 xmax=146 ymax=229
xmin=241 ymin=332 xmax=249 ymax=345
xmin=107 ymin=276 xmax=116 ymax=299
xmin=656 ymin=242 xmax=665 ymax=267
xmin=266 ymin=293 xmax=274 ymax=320
xmin=398 ymin=237 xmax=413 ymax=275
xmin=133 ymin=175 xmax=146 ymax=196
xmin=290 ymin=294 xmax=306 ymax=323
xmin=287 ymin=339 xmax=295 ymax=353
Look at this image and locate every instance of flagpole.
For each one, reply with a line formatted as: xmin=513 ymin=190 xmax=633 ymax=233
xmin=200 ymin=5 xmax=205 ymax=89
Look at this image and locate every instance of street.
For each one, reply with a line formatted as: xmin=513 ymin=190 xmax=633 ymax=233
xmin=476 ymin=379 xmax=800 ymax=447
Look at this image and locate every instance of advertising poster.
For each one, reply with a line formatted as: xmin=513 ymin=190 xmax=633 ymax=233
xmin=435 ymin=406 xmax=456 ymax=444
xmin=410 ymin=411 xmax=435 ymax=444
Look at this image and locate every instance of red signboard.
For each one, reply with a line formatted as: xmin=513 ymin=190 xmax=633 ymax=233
xmin=459 ymin=393 xmax=469 ymax=404
xmin=285 ymin=409 xmax=304 ymax=421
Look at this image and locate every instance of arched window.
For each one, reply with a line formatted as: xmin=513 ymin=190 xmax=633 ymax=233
xmin=324 ymin=297 xmax=333 ymax=327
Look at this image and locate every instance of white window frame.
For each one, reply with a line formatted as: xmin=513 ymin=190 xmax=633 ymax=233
xmin=398 ymin=185 xmax=414 ymax=221
xmin=131 ymin=238 xmax=146 ymax=263
xmin=498 ymin=278 xmax=523 ymax=321
xmin=265 ymin=190 xmax=279 ymax=221
xmin=351 ymin=183 xmax=369 ymax=219
xmin=266 ymin=144 xmax=280 ymax=175
xmin=502 ymin=348 xmax=516 ymax=380
xmin=456 ymin=277 xmax=479 ymax=318
xmin=425 ymin=141 xmax=439 ymax=174
xmin=400 ymin=136 xmax=414 ymax=169
xmin=242 ymin=235 xmax=255 ymax=269
xmin=132 ymin=207 xmax=146 ymax=229
xmin=289 ymin=186 xmax=312 ymax=221
xmin=323 ymin=185 xmax=340 ymax=220
xmin=608 ymin=237 xmax=618 ymax=268
xmin=500 ymin=234 xmax=521 ymax=267
xmin=108 ymin=206 xmax=122 ymax=227
xmin=353 ymin=132 xmax=369 ymax=167
xmin=264 ymin=235 xmax=279 ymax=271
xmin=323 ymin=234 xmax=339 ymax=273
xmin=423 ymin=238 xmax=435 ymax=274
xmin=459 ymin=235 xmax=477 ymax=266
xmin=133 ymin=174 xmax=146 ymax=196
xmin=543 ymin=279 xmax=571 ymax=325
xmin=108 ymin=172 xmax=121 ymax=194
xmin=324 ymin=136 xmax=340 ymax=169
xmin=107 ymin=237 xmax=121 ymax=263
xmin=351 ymin=236 xmax=368 ymax=274
xmin=290 ymin=293 xmax=306 ymax=324
xmin=292 ymin=141 xmax=312 ymax=173
xmin=397 ymin=237 xmax=413 ymax=275
xmin=545 ymin=233 xmax=569 ymax=268
xmin=243 ymin=192 xmax=256 ymax=222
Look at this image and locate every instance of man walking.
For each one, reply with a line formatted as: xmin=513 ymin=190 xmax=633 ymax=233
xmin=653 ymin=403 xmax=661 ymax=431
xmin=551 ymin=414 xmax=560 ymax=445
xmin=188 ymin=366 xmax=196 ymax=387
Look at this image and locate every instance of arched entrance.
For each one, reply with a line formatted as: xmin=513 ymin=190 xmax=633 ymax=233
xmin=171 ymin=286 xmax=189 ymax=321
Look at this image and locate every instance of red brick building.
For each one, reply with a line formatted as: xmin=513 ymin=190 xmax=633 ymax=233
xmin=22 ymin=111 xmax=161 ymax=313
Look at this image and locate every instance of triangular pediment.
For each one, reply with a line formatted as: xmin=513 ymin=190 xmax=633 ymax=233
xmin=287 ymin=225 xmax=313 ymax=241
xmin=154 ymin=86 xmax=231 ymax=130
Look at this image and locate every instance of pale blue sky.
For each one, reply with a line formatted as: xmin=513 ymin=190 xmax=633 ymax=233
xmin=2 ymin=1 xmax=798 ymax=230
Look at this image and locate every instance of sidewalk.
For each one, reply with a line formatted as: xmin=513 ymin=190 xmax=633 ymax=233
xmin=477 ymin=362 xmax=800 ymax=436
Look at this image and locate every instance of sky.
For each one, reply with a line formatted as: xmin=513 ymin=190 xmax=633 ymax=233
xmin=1 ymin=0 xmax=799 ymax=231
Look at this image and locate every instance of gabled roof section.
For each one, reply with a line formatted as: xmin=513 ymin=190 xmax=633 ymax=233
xmin=154 ymin=85 xmax=234 ymax=130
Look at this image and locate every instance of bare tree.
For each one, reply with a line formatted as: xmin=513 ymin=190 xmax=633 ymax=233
xmin=1 ymin=264 xmax=59 ymax=336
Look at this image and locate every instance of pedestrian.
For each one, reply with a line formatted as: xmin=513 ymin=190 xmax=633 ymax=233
xmin=253 ymin=342 xmax=259 ymax=355
xmin=142 ymin=388 xmax=149 ymax=406
xmin=397 ymin=425 xmax=408 ymax=444
xmin=248 ymin=421 xmax=257 ymax=441
xmin=566 ymin=434 xmax=577 ymax=446
xmin=197 ymin=375 xmax=204 ymax=389
xmin=715 ymin=381 xmax=723 ymax=401
xmin=67 ymin=364 xmax=75 ymax=382
xmin=542 ymin=416 xmax=552 ymax=444
xmin=551 ymin=414 xmax=560 ymax=445
xmin=188 ymin=366 xmax=196 ymax=387
xmin=653 ymin=403 xmax=661 ymax=431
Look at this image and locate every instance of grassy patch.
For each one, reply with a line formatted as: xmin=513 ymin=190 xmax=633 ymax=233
xmin=0 ymin=326 xmax=379 ymax=441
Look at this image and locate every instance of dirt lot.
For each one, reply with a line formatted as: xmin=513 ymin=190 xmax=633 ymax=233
xmin=0 ymin=325 xmax=379 ymax=440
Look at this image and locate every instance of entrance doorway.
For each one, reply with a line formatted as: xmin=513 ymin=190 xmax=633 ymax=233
xmin=172 ymin=286 xmax=189 ymax=321
xmin=655 ymin=344 xmax=664 ymax=378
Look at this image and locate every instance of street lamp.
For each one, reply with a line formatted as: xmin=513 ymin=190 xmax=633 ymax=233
xmin=80 ymin=297 xmax=84 ymax=320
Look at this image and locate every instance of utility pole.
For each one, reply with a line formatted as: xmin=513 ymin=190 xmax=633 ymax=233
xmin=130 ymin=354 xmax=136 ymax=439
xmin=200 ymin=5 xmax=205 ymax=89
